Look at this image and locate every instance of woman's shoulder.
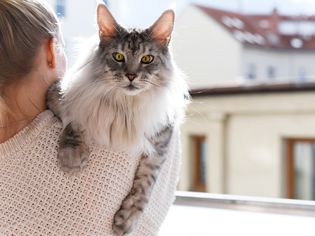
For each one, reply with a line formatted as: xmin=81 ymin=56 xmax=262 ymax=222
xmin=23 ymin=110 xmax=140 ymax=170
xmin=0 ymin=110 xmax=61 ymax=157
xmin=20 ymin=109 xmax=63 ymax=155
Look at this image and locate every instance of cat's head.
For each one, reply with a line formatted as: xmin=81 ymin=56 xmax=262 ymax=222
xmin=94 ymin=4 xmax=175 ymax=96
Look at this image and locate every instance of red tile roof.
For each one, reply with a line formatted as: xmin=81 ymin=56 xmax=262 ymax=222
xmin=196 ymin=5 xmax=315 ymax=50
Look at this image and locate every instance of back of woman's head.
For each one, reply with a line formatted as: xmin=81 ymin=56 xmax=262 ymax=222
xmin=0 ymin=0 xmax=60 ymax=116
xmin=0 ymin=0 xmax=59 ymax=85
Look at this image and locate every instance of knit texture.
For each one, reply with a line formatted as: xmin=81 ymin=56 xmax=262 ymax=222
xmin=0 ymin=110 xmax=180 ymax=236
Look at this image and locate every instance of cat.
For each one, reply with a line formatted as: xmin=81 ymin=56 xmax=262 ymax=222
xmin=47 ymin=3 xmax=188 ymax=236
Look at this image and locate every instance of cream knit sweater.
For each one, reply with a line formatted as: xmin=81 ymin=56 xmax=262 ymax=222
xmin=0 ymin=110 xmax=180 ymax=236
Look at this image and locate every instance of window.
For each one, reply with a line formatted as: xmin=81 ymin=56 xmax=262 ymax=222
xmin=191 ymin=136 xmax=207 ymax=192
xmin=298 ymin=68 xmax=307 ymax=82
xmin=286 ymin=139 xmax=315 ymax=200
xmin=267 ymin=66 xmax=276 ymax=80
xmin=247 ymin=64 xmax=257 ymax=80
xmin=56 ymin=0 xmax=66 ymax=17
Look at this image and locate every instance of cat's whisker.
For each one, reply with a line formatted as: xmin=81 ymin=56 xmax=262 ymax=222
xmin=144 ymin=80 xmax=162 ymax=87
xmin=76 ymin=58 xmax=95 ymax=72
xmin=70 ymin=58 xmax=97 ymax=79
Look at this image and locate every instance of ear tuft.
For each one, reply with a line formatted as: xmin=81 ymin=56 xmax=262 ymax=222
xmin=97 ymin=3 xmax=119 ymax=38
xmin=149 ymin=10 xmax=175 ymax=45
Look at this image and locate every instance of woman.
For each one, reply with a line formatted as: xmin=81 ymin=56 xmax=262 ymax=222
xmin=0 ymin=0 xmax=180 ymax=235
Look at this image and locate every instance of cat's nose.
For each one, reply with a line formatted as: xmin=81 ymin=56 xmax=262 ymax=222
xmin=126 ymin=73 xmax=137 ymax=81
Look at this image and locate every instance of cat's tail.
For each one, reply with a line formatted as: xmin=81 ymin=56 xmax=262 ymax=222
xmin=46 ymin=80 xmax=63 ymax=118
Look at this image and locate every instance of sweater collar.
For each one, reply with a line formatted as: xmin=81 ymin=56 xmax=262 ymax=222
xmin=0 ymin=110 xmax=54 ymax=157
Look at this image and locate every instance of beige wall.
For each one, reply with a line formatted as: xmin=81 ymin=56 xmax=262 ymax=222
xmin=172 ymin=5 xmax=242 ymax=89
xmin=180 ymin=92 xmax=315 ymax=198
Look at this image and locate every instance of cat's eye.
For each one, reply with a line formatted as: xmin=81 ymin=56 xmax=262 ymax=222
xmin=141 ymin=55 xmax=154 ymax=64
xmin=113 ymin=52 xmax=125 ymax=62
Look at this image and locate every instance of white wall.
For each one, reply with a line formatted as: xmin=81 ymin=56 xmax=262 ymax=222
xmin=242 ymin=47 xmax=315 ymax=83
xmin=172 ymin=5 xmax=242 ymax=89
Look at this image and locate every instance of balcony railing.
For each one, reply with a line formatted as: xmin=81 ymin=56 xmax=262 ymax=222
xmin=174 ymin=191 xmax=315 ymax=217
xmin=160 ymin=191 xmax=315 ymax=236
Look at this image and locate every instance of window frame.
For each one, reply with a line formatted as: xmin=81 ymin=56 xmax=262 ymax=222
xmin=286 ymin=138 xmax=315 ymax=199
xmin=191 ymin=135 xmax=207 ymax=192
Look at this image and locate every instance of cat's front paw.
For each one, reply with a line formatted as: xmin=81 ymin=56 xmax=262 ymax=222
xmin=113 ymin=194 xmax=146 ymax=236
xmin=58 ymin=145 xmax=89 ymax=172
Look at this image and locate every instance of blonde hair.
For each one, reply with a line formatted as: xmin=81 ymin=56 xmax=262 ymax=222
xmin=0 ymin=0 xmax=60 ymax=117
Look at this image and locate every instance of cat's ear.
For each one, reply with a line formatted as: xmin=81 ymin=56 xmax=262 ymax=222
xmin=97 ymin=3 xmax=119 ymax=38
xmin=149 ymin=10 xmax=175 ymax=46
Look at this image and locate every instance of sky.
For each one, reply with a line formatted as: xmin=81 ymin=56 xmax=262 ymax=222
xmin=109 ymin=0 xmax=315 ymax=28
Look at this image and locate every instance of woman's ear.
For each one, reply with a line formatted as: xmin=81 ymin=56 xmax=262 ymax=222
xmin=46 ymin=38 xmax=56 ymax=69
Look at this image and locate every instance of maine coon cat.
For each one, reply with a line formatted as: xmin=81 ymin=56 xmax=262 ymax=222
xmin=47 ymin=4 xmax=188 ymax=235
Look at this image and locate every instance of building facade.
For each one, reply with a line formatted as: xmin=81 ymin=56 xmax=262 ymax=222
xmin=179 ymin=84 xmax=315 ymax=200
xmin=173 ymin=5 xmax=315 ymax=88
xmin=174 ymin=5 xmax=315 ymax=200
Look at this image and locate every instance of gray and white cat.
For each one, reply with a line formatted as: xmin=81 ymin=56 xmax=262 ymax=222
xmin=47 ymin=4 xmax=188 ymax=236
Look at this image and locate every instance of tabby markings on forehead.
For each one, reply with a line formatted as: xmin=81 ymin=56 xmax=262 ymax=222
xmin=112 ymin=30 xmax=145 ymax=52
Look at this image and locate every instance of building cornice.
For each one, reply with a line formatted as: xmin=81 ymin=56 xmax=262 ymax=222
xmin=190 ymin=82 xmax=315 ymax=97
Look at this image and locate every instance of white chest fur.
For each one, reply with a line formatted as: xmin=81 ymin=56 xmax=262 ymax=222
xmin=61 ymin=77 xmax=183 ymax=156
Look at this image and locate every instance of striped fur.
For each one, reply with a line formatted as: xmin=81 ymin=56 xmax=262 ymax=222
xmin=113 ymin=125 xmax=173 ymax=235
